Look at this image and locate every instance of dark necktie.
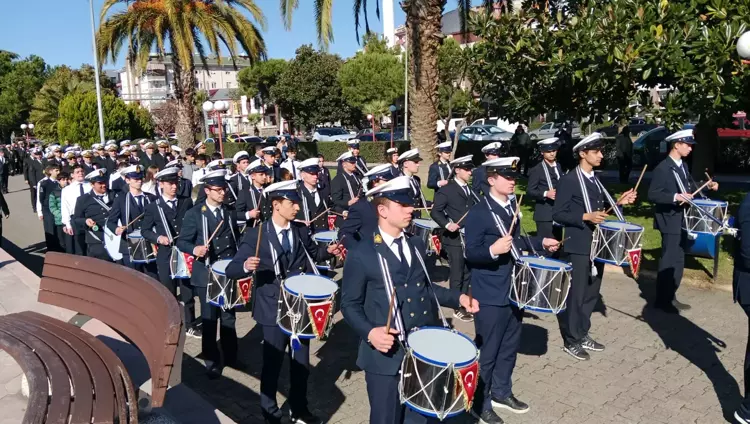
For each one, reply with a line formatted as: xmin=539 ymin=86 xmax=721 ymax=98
xmin=291 ymin=161 xmax=296 ymax=179
xmin=395 ymin=237 xmax=409 ymax=274
xmin=168 ymin=199 xmax=176 ymax=210
xmin=79 ymin=184 xmax=84 ymax=197
xmin=135 ymin=195 xmax=143 ymax=209
xmin=589 ymin=176 xmax=601 ymax=192
xmin=214 ymin=207 xmax=221 ymax=221
xmin=96 ymin=195 xmax=105 ymax=202
xmin=281 ymin=229 xmax=291 ymax=256
xmin=463 ymin=185 xmax=470 ymax=198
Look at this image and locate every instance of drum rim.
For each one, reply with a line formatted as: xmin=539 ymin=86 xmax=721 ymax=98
xmin=278 ymin=325 xmax=317 ymax=339
xmin=127 ymin=230 xmax=144 ymax=239
xmin=692 ymin=198 xmax=727 ymax=206
xmin=593 ymin=257 xmax=631 ymax=267
xmin=211 ymin=258 xmax=232 ymax=276
xmin=283 ymin=274 xmax=338 ymax=299
xmin=403 ymin=401 xmax=464 ymax=420
xmin=599 ymin=220 xmax=644 ymax=232
xmin=517 ymin=255 xmax=572 ymax=271
xmin=412 ymin=218 xmax=439 ymax=229
xmin=408 ymin=326 xmax=478 ymax=368
xmin=509 ymin=299 xmax=566 ymax=314
xmin=313 ymin=230 xmax=338 ymax=242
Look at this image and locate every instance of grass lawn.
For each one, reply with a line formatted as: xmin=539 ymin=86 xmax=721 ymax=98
xmin=330 ymin=169 xmax=744 ymax=285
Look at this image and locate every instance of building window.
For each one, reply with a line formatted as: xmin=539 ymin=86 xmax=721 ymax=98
xmin=195 ymin=82 xmax=200 ymax=89
xmin=226 ymin=82 xmax=231 ymax=88
xmin=211 ymin=82 xmax=217 ymax=89
xmin=226 ymin=71 xmax=230 ymax=74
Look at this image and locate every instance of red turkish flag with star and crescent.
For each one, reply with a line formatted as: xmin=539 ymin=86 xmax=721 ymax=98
xmin=627 ymin=248 xmax=642 ymax=278
xmin=431 ymin=235 xmax=442 ymax=255
xmin=237 ymin=277 xmax=252 ymax=303
xmin=307 ymin=301 xmax=333 ymax=339
xmin=327 ymin=215 xmax=337 ymax=231
xmin=183 ymin=252 xmax=195 ymax=274
xmin=455 ymin=361 xmax=479 ymax=411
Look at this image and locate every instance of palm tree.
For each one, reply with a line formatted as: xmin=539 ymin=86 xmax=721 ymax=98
xmin=281 ymin=0 xmax=502 ymax=168
xmin=30 ymin=77 xmax=95 ymax=140
xmin=97 ymin=0 xmax=267 ymax=148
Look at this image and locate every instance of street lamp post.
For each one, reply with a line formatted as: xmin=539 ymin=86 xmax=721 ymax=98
xmin=20 ymin=123 xmax=34 ymax=141
xmin=389 ymin=105 xmax=398 ymax=148
xmin=738 ymin=31 xmax=750 ymax=64
xmin=202 ymin=100 xmax=229 ymax=157
xmin=367 ymin=114 xmax=376 ymax=142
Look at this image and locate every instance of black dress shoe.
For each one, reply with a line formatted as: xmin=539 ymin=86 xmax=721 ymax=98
xmin=263 ymin=412 xmax=282 ymax=424
xmin=206 ymin=362 xmax=222 ymax=380
xmin=290 ymin=408 xmax=320 ymax=424
xmin=581 ymin=335 xmax=605 ymax=352
xmin=492 ymin=394 xmax=529 ymax=414
xmin=478 ymin=409 xmax=504 ymax=424
xmin=655 ymin=302 xmax=680 ymax=314
xmin=563 ymin=343 xmax=590 ymax=361
xmin=672 ymin=298 xmax=692 ymax=310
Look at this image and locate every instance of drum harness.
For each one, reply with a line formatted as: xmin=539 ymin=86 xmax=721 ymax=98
xmin=575 ymin=167 xmax=623 ymax=276
xmin=542 ymin=162 xmax=563 ymax=227
xmin=670 ymin=167 xmax=734 ymax=236
xmin=88 ymin=195 xmax=111 ymax=243
xmin=202 ymin=209 xmax=240 ymax=309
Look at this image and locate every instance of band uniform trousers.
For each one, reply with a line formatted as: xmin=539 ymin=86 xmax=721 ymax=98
xmin=557 ymin=254 xmax=604 ymax=346
xmin=365 ymin=372 xmax=441 ymax=424
xmin=64 ymin=230 xmax=87 ymax=256
xmin=656 ymin=232 xmax=685 ymax=305
xmin=155 ymin=253 xmax=197 ymax=329
xmin=444 ymin=243 xmax=470 ymax=296
xmin=178 ymin=279 xmax=198 ymax=328
xmin=29 ymin=184 xmax=37 ymax=213
xmin=86 ymin=243 xmax=111 ymax=262
xmin=741 ymin=305 xmax=750 ymax=411
xmin=474 ymin=304 xmax=523 ymax=413
xmin=261 ymin=325 xmax=309 ymax=419
xmin=197 ymin=286 xmax=237 ymax=365
xmin=535 ymin=221 xmax=563 ymax=241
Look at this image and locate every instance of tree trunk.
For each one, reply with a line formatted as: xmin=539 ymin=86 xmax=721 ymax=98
xmin=693 ymin=117 xmax=718 ymax=178
xmin=171 ymin=56 xmax=198 ymax=150
xmin=403 ymin=0 xmax=443 ymax=183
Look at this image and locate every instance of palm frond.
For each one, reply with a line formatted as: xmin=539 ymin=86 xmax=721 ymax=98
xmin=279 ymin=0 xmax=298 ymax=30
xmin=315 ymin=0 xmax=335 ymax=49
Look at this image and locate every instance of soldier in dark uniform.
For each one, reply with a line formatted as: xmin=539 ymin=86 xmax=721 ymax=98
xmin=464 ymin=157 xmax=560 ymax=423
xmin=73 ymin=169 xmax=114 ymax=261
xmin=397 ymin=148 xmax=427 ymax=215
xmin=93 ymin=144 xmax=108 ymax=170
xmin=61 ymin=151 xmax=76 ymax=174
xmin=648 ymin=129 xmax=718 ymax=313
xmin=316 ymin=154 xmax=332 ymax=200
xmin=426 ymin=141 xmax=453 ymax=191
xmin=385 ymin=147 xmax=401 ymax=179
xmin=431 ymin=155 xmax=481 ymax=322
xmin=40 ymin=164 xmax=63 ymax=252
xmin=177 ymin=169 xmax=242 ymax=378
xmin=262 ymin=146 xmax=281 ymax=184
xmin=336 ymin=140 xmax=368 ymax=178
xmin=341 ymin=175 xmax=479 ymax=424
xmin=195 ymin=159 xmax=235 ymax=206
xmin=229 ymin=150 xmax=252 ymax=201
xmin=155 ymin=140 xmax=171 ymax=169
xmin=733 ymin=191 xmax=750 ymax=424
xmin=553 ymin=133 xmax=637 ymax=361
xmin=236 ymin=159 xmax=270 ymax=227
xmin=24 ymin=148 xmax=45 ymax=213
xmin=527 ymin=137 xmax=564 ymax=240
xmin=104 ymin=144 xmax=119 ymax=173
xmin=226 ymin=180 xmax=341 ymax=424
xmin=472 ymin=142 xmax=503 ymax=197
xmin=296 ymin=158 xmax=330 ymax=234
xmin=339 ymin=164 xmax=394 ymax=248
xmin=141 ymin=167 xmax=199 ymax=338
xmin=331 ymin=152 xmax=362 ymax=228
xmin=163 ymin=159 xmax=194 ymax=199
xmin=107 ymin=164 xmax=158 ymax=276
xmin=140 ymin=142 xmax=158 ymax=169
xmin=81 ymin=150 xmax=98 ymax=175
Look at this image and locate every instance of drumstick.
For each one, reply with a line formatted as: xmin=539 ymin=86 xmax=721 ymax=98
xmin=254 ymin=222 xmax=263 ymax=257
xmin=455 ymin=210 xmax=470 ymax=226
xmin=385 ymin=286 xmax=397 ymax=334
xmin=204 ymin=220 xmax=224 ymax=247
xmin=311 ymin=207 xmax=331 ymax=222
xmin=507 ymin=195 xmax=523 ymax=235
xmin=679 ymin=178 xmax=713 ymax=205
xmin=122 ymin=213 xmax=144 ymax=228
xmin=556 ymin=236 xmax=571 ymax=246
xmin=633 ymin=164 xmax=648 ymax=192
xmin=329 ymin=211 xmax=346 ymax=217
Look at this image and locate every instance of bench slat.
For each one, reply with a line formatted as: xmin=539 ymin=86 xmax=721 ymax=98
xmin=0 ymin=333 xmax=48 ymax=424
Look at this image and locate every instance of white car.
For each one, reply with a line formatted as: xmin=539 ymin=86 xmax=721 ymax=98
xmin=528 ymin=122 xmax=581 ymax=140
xmin=312 ymin=127 xmax=357 ymax=142
xmin=436 ymin=118 xmax=466 ymax=133
xmin=471 ymin=117 xmax=521 ymax=133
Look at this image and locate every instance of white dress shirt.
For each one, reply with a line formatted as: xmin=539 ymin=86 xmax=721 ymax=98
xmin=272 ymin=220 xmax=293 ymax=254
xmin=280 ymin=159 xmax=302 ymax=180
xmin=108 ymin=173 xmax=121 ymax=190
xmin=488 ymin=193 xmax=515 ymax=260
xmin=61 ymin=180 xmax=91 ymax=229
xmin=36 ymin=177 xmax=48 ymax=218
xmin=378 ymin=226 xmax=412 ymax=266
xmin=192 ymin=167 xmax=208 ymax=186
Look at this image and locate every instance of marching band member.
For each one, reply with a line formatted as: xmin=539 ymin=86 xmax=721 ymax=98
xmin=81 ymin=150 xmax=98 ymax=174
xmin=648 ymin=129 xmax=718 ymax=313
xmin=339 ymin=164 xmax=395 ymax=247
xmin=73 ymin=169 xmax=114 ymax=261
xmin=61 ymin=165 xmax=91 ymax=256
xmin=140 ymin=141 xmax=158 ymax=169
xmin=263 ymin=146 xmax=281 ymax=183
xmin=237 ymin=159 xmax=271 ymax=226
xmin=226 ymin=180 xmax=341 ymax=424
xmin=341 ymin=175 xmax=479 ymax=424
xmin=316 ymin=154 xmax=332 ymax=200
xmin=426 ymin=141 xmax=453 ymax=191
xmin=464 ymin=157 xmax=559 ymax=423
xmin=110 ymin=158 xmax=129 ymax=194
xmin=385 ymin=147 xmax=401 ymax=179
xmin=177 ymin=169 xmax=242 ymax=378
xmin=141 ymin=167 xmax=199 ymax=338
xmin=472 ymin=142 xmax=503 ymax=197
xmin=191 ymin=153 xmax=210 ymax=186
xmin=195 ymin=159 xmax=235 ymax=205
xmin=24 ymin=148 xmax=45 ymax=214
xmin=104 ymin=143 xmax=119 ymax=173
xmin=553 ymin=133 xmax=637 ymax=360
xmin=280 ymin=145 xmax=302 ymax=180
xmin=337 ymin=140 xmax=369 ymax=178
xmin=733 ymin=190 xmax=750 ymax=424
xmin=331 ymin=151 xmax=363 ymax=227
xmin=229 ymin=150 xmax=252 ymax=198
xmin=62 ymin=151 xmax=76 ymax=174
xmin=430 ymin=155 xmax=481 ymax=322
xmin=397 ymin=149 xmax=427 ymax=215
xmin=527 ymin=138 xmax=564 ymax=240
xmin=295 ymin=158 xmax=329 ymax=233
xmin=163 ymin=159 xmax=194 ymax=198
xmin=155 ymin=139 xmax=170 ymax=169
xmin=107 ymin=164 xmax=158 ymax=275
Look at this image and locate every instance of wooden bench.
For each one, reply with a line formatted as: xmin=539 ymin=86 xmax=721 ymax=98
xmin=0 ymin=311 xmax=137 ymax=424
xmin=37 ymin=252 xmax=184 ymax=408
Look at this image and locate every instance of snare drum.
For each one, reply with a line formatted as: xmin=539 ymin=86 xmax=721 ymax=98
xmin=207 ymin=259 xmax=244 ymax=309
xmin=312 ymin=231 xmax=339 ymax=271
xmin=169 ymin=247 xmax=192 ymax=279
xmin=593 ymin=221 xmax=644 ymax=266
xmin=683 ymin=198 xmax=728 ymax=258
xmin=411 ymin=219 xmax=440 ymax=255
xmin=400 ymin=327 xmax=479 ymax=420
xmin=277 ymin=275 xmax=338 ymax=349
xmin=127 ymin=229 xmax=156 ymax=264
xmin=511 ymin=256 xmax=571 ymax=314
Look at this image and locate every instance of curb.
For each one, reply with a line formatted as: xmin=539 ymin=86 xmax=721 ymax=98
xmin=602 ymin=263 xmax=732 ymax=292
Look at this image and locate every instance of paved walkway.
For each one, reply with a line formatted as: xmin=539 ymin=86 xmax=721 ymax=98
xmin=1 ymin=173 xmax=748 ymax=423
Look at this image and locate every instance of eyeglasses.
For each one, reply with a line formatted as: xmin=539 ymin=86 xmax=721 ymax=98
xmin=207 ymin=187 xmax=226 ymax=192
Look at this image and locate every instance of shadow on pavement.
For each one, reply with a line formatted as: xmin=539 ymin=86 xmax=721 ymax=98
xmin=637 ymin=278 xmax=741 ymax=422
xmin=1 ymin=238 xmax=46 ymax=276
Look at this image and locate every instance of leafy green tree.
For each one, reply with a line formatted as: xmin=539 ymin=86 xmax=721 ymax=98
xmin=271 ymin=45 xmax=357 ymax=130
xmin=0 ymin=53 xmax=48 ymax=141
xmin=57 ymin=92 xmax=147 ymax=147
xmin=362 ymin=99 xmax=390 ymax=133
xmin=237 ymin=58 xmax=287 ymax=128
xmin=97 ymin=0 xmax=267 ymax=148
xmin=30 ymin=66 xmax=96 ymax=140
xmin=127 ymin=103 xmax=154 ymax=139
xmin=338 ymin=35 xmax=404 ymax=111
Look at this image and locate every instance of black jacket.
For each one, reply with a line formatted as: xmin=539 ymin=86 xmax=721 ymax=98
xmin=331 ymin=171 xmax=362 ymax=214
xmin=296 ymin=183 xmax=329 ymax=234
xmin=73 ymin=191 xmax=114 ymax=245
xmin=430 ymin=179 xmax=480 ymax=246
xmin=24 ymin=157 xmax=45 ymax=187
xmin=648 ymin=157 xmax=698 ymax=235
xmin=427 ymin=161 xmax=452 ymax=191
xmin=527 ymin=161 xmax=563 ymax=222
xmin=141 ymin=196 xmax=194 ymax=261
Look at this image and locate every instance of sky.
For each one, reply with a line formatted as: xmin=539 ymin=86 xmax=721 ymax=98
xmin=0 ymin=0 xmax=461 ymax=70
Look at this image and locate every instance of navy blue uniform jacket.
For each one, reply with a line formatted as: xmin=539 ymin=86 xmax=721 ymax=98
xmin=338 ymin=197 xmax=377 ymax=246
xmin=141 ymin=196 xmax=194 ymax=260
xmin=648 ymin=157 xmax=697 ymax=235
xmin=734 ymin=193 xmax=750 ymax=304
xmin=341 ymin=231 xmax=461 ymax=375
xmin=107 ymin=191 xmax=158 ymax=254
xmin=552 ymin=170 xmax=610 ymax=256
xmin=427 ymin=161 xmax=451 ymax=191
xmin=527 ymin=161 xmax=562 ymax=222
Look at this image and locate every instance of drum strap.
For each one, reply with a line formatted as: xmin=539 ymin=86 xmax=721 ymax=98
xmin=344 ymin=174 xmax=355 ymax=199
xmin=91 ymin=196 xmax=111 ymax=212
xmin=410 ymin=240 xmax=449 ymax=328
xmin=484 ymin=197 xmax=521 ymax=260
xmin=157 ymin=199 xmax=174 ymax=244
xmin=575 ymin=167 xmax=624 ymax=221
xmin=227 ymin=182 xmax=238 ymax=202
xmin=375 ymin=251 xmax=406 ymax=342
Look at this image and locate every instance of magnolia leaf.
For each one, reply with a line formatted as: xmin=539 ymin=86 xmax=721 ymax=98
xmin=643 ymin=68 xmax=652 ymax=79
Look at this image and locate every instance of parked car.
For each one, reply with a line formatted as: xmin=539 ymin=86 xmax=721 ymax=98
xmin=632 ymin=126 xmax=670 ymax=169
xmin=436 ymin=118 xmax=466 ymax=133
xmin=226 ymin=133 xmax=250 ymax=142
xmin=595 ymin=124 xmax=620 ymax=137
xmin=458 ymin=125 xmax=513 ymax=142
xmin=627 ymin=118 xmax=659 ymax=137
xmin=528 ymin=122 xmax=582 ymax=140
xmin=470 ymin=117 xmax=522 ymax=133
xmin=312 ymin=127 xmax=357 ymax=142
xmin=237 ymin=136 xmax=264 ymax=144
